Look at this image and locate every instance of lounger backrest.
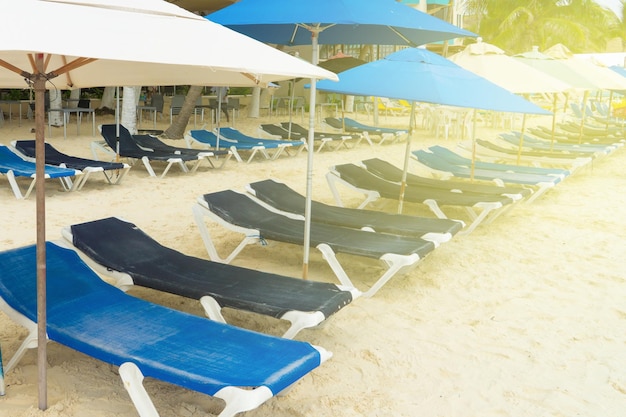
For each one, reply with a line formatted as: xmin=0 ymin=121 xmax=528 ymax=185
xmin=0 ymin=145 xmax=76 ymax=178
xmin=100 ymin=124 xmax=141 ymax=154
xmin=69 ymin=217 xmax=354 ymax=319
xmin=248 ymin=179 xmax=463 ymax=238
xmin=13 ymin=140 xmax=125 ymax=171
xmin=0 ymin=242 xmax=324 ymax=397
xmin=332 ymin=163 xmax=512 ymax=206
xmin=361 ymin=158 xmax=530 ymax=197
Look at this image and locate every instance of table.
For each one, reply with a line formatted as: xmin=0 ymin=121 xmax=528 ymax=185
xmin=316 ymin=102 xmax=339 ymax=123
xmin=48 ymin=107 xmax=96 ymax=139
xmin=137 ymin=105 xmax=157 ymax=128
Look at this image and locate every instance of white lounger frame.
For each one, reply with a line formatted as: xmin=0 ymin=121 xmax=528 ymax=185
xmin=3 ymin=169 xmax=80 ymax=199
xmin=9 ymin=141 xmax=131 ymax=190
xmin=410 ymin=155 xmax=556 ymax=204
xmin=193 ymin=197 xmax=421 ymax=297
xmin=243 ymin=182 xmax=458 ymax=246
xmin=184 ymin=129 xmax=304 ymax=164
xmin=91 ymin=139 xmax=229 ymax=178
xmin=325 ymin=168 xmax=520 ymax=236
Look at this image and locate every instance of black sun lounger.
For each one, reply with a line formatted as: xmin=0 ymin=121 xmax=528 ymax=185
xmin=12 ymin=140 xmax=130 ymax=190
xmin=324 ymin=117 xmax=406 ymax=145
xmin=326 ymin=163 xmax=517 ymax=235
xmin=0 ymin=144 xmax=81 ymax=199
xmin=258 ymin=123 xmax=335 ymax=152
xmin=194 ymin=189 xmax=436 ymax=297
xmin=62 ymin=217 xmax=358 ymax=339
xmin=246 ymin=178 xmax=463 ymax=244
xmin=0 ymin=242 xmax=329 ymax=417
xmin=360 ymin=158 xmax=532 ymax=199
xmin=98 ymin=124 xmax=209 ymax=177
xmin=280 ymin=122 xmax=364 ymax=151
xmin=259 ymin=123 xmax=306 ymax=140
xmin=131 ymin=133 xmax=232 ymax=168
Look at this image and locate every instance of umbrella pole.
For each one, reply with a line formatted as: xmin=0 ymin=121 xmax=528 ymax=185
xmin=34 ymin=53 xmax=48 ymax=411
xmin=115 ymin=87 xmax=120 ymax=161
xmin=216 ymin=89 xmax=222 ymax=149
xmin=550 ymin=94 xmax=557 ymax=151
xmin=0 ymin=343 xmax=4 ymax=396
xmin=578 ymin=91 xmax=589 ymax=144
xmin=303 ymin=31 xmax=320 ymax=279
xmin=516 ymin=113 xmax=528 ymax=165
xmin=398 ymin=101 xmax=417 ymax=213
xmin=288 ymin=79 xmax=295 ymax=139
xmin=470 ymin=108 xmax=477 ymax=181
xmin=605 ymin=91 xmax=614 ymax=131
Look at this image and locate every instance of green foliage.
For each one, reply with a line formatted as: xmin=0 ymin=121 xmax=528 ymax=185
xmin=463 ymin=0 xmax=622 ymax=53
xmin=228 ymin=87 xmax=252 ymax=95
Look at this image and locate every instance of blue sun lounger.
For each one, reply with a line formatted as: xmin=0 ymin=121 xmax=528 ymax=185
xmin=0 ymin=242 xmax=329 ymax=417
xmin=324 ymin=117 xmax=407 ymax=145
xmin=412 ymin=148 xmax=561 ymax=203
xmin=0 ymin=144 xmax=81 ymax=199
xmin=501 ymin=131 xmax=616 ymax=155
xmin=185 ymin=128 xmax=304 ymax=163
xmin=426 ymin=145 xmax=571 ymax=178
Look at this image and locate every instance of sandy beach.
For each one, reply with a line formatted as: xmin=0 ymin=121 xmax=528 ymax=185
xmin=1 ymin=106 xmax=625 ymax=417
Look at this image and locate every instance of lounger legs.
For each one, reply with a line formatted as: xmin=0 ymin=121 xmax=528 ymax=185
xmin=0 ymin=297 xmax=43 ymax=374
xmin=214 ymin=385 xmax=274 ymax=417
xmin=317 ymin=243 xmax=420 ymax=298
xmin=280 ymin=311 xmax=327 ymax=340
xmin=119 ymin=363 xmax=160 ymax=417
xmin=192 ymin=204 xmax=260 ymax=264
xmin=4 ymin=329 xmax=39 ymax=374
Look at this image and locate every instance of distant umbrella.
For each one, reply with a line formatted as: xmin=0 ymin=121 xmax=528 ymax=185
xmin=318 ymin=56 xmax=367 ymax=73
xmin=315 ymin=47 xmax=550 ymax=209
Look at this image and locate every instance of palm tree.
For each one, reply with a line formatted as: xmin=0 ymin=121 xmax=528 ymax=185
xmin=162 ymin=85 xmax=203 ymax=139
xmin=463 ymin=0 xmax=621 ymax=54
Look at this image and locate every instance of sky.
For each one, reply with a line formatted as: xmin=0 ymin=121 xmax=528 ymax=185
xmin=594 ymin=0 xmax=623 ymax=17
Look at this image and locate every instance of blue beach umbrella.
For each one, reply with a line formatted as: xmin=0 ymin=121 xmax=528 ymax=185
xmin=316 ymin=47 xmax=551 ymax=208
xmin=316 ymin=48 xmax=550 ymax=114
xmin=209 ymin=0 xmax=477 ymax=277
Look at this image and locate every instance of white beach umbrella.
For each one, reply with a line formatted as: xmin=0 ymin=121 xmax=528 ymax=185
xmin=449 ymin=40 xmax=572 ymax=163
xmin=449 ymin=40 xmax=572 ymax=95
xmin=0 ymin=0 xmax=336 ymax=410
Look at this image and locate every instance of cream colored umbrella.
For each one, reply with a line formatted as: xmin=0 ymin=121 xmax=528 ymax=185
xmin=0 ymin=0 xmax=336 ymax=410
xmin=450 ymin=39 xmax=573 ymax=163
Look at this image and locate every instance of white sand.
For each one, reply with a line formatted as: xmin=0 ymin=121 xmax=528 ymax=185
xmin=1 ymin=109 xmax=625 ymax=417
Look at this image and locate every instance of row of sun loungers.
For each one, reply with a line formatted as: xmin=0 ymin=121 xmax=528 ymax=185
xmin=1 ymin=114 xmax=621 ymax=415
xmin=324 ymin=116 xmax=409 ymax=145
xmin=259 ymin=122 xmax=365 ymax=151
xmin=0 ymin=117 xmax=405 ymax=198
xmin=95 ymin=124 xmax=231 ymax=177
xmin=0 ymin=165 xmax=481 ymax=415
xmin=185 ymin=126 xmax=305 ymax=163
